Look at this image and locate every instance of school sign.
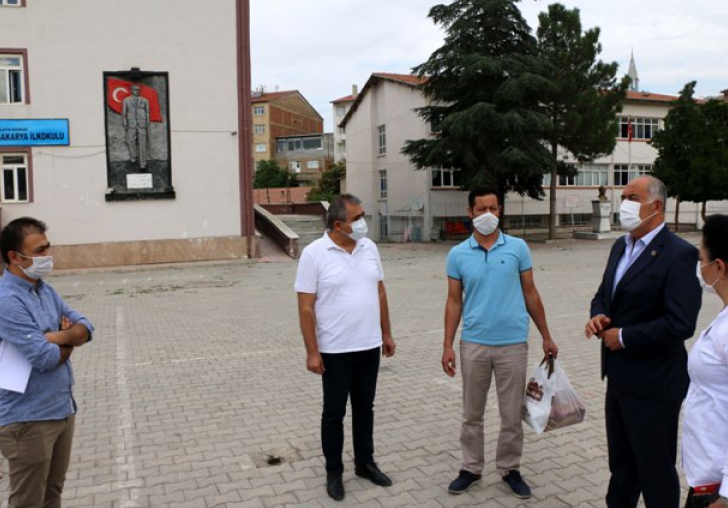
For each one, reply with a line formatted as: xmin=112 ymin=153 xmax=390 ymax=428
xmin=0 ymin=119 xmax=70 ymax=146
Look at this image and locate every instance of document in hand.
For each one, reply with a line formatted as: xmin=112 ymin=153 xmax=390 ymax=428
xmin=0 ymin=340 xmax=32 ymax=393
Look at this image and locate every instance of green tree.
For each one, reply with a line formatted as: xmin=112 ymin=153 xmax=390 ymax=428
xmin=253 ymin=160 xmax=298 ymax=189
xmin=307 ymin=162 xmax=346 ymax=202
xmin=537 ymin=3 xmax=628 ymax=239
xmin=651 ymin=82 xmax=728 ymax=228
xmin=402 ymin=0 xmax=553 ymax=209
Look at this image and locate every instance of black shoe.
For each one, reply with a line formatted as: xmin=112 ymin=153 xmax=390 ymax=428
xmin=448 ymin=469 xmax=482 ymax=494
xmin=355 ymin=462 xmax=393 ymax=487
xmin=502 ymin=470 xmax=531 ymax=499
xmin=326 ymin=474 xmax=345 ymax=501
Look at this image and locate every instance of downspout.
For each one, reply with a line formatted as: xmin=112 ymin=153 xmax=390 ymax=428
xmin=236 ymin=0 xmax=255 ymax=257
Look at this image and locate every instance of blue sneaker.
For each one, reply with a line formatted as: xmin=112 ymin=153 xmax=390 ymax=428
xmin=502 ymin=470 xmax=532 ymax=499
xmin=448 ymin=469 xmax=482 ymax=494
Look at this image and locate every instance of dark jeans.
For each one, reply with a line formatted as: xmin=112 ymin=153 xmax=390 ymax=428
xmin=320 ymin=347 xmax=380 ymax=475
xmin=684 ymin=488 xmax=722 ymax=508
xmin=605 ymin=383 xmax=683 ymax=508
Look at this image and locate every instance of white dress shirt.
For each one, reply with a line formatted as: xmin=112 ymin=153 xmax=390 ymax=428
xmin=613 ymin=223 xmax=666 ymax=347
xmin=682 ymin=305 xmax=728 ymax=495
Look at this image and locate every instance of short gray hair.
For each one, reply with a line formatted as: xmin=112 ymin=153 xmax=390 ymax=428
xmin=326 ymin=194 xmax=362 ymax=230
xmin=646 ymin=175 xmax=667 ymax=204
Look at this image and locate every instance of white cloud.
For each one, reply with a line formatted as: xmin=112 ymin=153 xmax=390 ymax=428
xmin=251 ymin=0 xmax=728 ymax=130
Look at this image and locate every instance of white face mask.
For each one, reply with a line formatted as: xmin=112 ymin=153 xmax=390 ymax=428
xmin=619 ymin=199 xmax=658 ymax=232
xmin=346 ymin=218 xmax=368 ymax=241
xmin=472 ymin=212 xmax=499 ymax=236
xmin=696 ymin=260 xmax=720 ymax=295
xmin=17 ymin=253 xmax=54 ymax=280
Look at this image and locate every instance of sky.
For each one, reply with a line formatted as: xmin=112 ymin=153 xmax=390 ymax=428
xmin=251 ymin=0 xmax=728 ymax=131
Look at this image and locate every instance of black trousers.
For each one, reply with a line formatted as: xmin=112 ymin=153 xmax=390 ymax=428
xmin=320 ymin=347 xmax=380 ymax=475
xmin=605 ymin=383 xmax=683 ymax=508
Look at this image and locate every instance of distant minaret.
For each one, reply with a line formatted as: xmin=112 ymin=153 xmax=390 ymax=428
xmin=627 ymin=50 xmax=639 ymax=91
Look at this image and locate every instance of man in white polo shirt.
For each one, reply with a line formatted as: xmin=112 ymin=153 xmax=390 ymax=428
xmin=295 ymin=194 xmax=396 ymax=502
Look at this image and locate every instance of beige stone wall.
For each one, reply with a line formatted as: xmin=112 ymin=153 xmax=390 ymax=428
xmin=0 ymin=0 xmax=250 ymax=254
xmin=51 ymin=236 xmax=252 ymax=270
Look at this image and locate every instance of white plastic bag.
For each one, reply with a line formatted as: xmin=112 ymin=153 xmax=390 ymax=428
xmin=523 ymin=357 xmax=586 ymax=434
xmin=522 ymin=358 xmax=556 ymax=434
xmin=545 ymin=360 xmax=586 ymax=432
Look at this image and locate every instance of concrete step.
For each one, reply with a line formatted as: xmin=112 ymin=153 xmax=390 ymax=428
xmin=275 ymin=214 xmax=328 ymax=254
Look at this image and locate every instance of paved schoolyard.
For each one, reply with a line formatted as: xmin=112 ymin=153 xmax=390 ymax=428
xmin=0 ymin=234 xmax=721 ymax=508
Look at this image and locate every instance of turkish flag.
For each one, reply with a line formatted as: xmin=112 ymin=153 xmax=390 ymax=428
xmin=627 ymin=118 xmax=633 ymax=142
xmin=106 ymin=78 xmax=162 ymax=122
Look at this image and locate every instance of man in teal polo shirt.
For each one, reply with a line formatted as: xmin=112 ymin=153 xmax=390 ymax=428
xmin=443 ymin=187 xmax=558 ymax=499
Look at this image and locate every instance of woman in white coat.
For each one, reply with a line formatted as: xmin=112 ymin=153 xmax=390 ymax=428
xmin=682 ymin=214 xmax=728 ymax=508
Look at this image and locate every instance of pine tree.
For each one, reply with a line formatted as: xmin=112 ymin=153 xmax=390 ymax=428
xmin=652 ymin=82 xmax=728 ymax=226
xmin=402 ymin=0 xmax=553 ymax=209
xmin=537 ymin=3 xmax=628 ymax=239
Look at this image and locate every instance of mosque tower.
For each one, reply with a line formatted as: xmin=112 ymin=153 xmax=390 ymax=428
xmin=627 ymin=50 xmax=639 ymax=91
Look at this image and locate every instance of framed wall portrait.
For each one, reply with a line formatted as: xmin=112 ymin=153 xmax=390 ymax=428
xmin=103 ymin=69 xmax=175 ymax=201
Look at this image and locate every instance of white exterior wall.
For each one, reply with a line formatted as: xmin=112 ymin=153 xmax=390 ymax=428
xmin=346 ymin=79 xmax=721 ymax=241
xmin=332 ymin=100 xmax=353 ymax=163
xmin=346 ymin=79 xmax=469 ymax=241
xmin=517 ymin=100 xmax=709 ymax=225
xmin=346 ymin=80 xmax=441 ymax=241
xmin=1 ymin=0 xmax=242 ymax=246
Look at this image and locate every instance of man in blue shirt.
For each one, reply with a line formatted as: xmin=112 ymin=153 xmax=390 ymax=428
xmin=443 ymin=188 xmax=558 ymax=499
xmin=0 ymin=217 xmax=93 ymax=508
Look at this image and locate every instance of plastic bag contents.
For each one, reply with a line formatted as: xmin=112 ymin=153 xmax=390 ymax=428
xmin=523 ymin=357 xmax=586 ymax=434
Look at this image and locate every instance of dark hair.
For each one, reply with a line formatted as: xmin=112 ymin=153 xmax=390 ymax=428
xmin=0 ymin=217 xmax=47 ymax=264
xmin=702 ymin=214 xmax=728 ymax=263
xmin=468 ymin=187 xmax=499 ymax=209
xmin=327 ymin=194 xmax=362 ymax=230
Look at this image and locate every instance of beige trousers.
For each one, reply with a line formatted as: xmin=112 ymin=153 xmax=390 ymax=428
xmin=459 ymin=341 xmax=528 ymax=476
xmin=0 ymin=416 xmax=75 ymax=508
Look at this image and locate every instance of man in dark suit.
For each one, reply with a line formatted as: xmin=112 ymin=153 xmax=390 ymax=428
xmin=585 ymin=175 xmax=701 ymax=508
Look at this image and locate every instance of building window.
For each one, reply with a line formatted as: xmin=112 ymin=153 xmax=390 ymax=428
xmin=254 ymin=124 xmax=265 ymax=134
xmin=614 ymin=164 xmax=652 ymax=186
xmin=432 ymin=167 xmax=461 ymax=188
xmin=302 ymin=136 xmax=322 ymax=150
xmin=337 ymin=126 xmax=345 ymax=135
xmin=618 ymin=116 xmax=660 ymax=140
xmin=289 ymin=161 xmax=301 ymax=173
xmin=287 ymin=138 xmax=302 ymax=151
xmin=379 ymin=170 xmax=387 ymax=199
xmin=306 ymin=160 xmax=320 ymax=170
xmin=0 ymin=0 xmax=22 ymax=6
xmin=1 ymin=153 xmax=29 ymax=202
xmin=543 ymin=163 xmax=608 ymax=187
xmin=276 ymin=140 xmax=286 ymax=153
xmin=255 ymin=143 xmax=266 ymax=153
xmin=559 ymin=213 xmax=592 ymax=226
xmin=336 ymin=105 xmax=347 ymax=117
xmin=377 ymin=125 xmax=386 ymax=155
xmin=253 ymin=105 xmax=265 ymax=116
xmin=0 ymin=53 xmax=25 ymax=104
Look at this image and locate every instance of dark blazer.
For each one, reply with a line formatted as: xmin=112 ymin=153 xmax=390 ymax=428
xmin=590 ymin=225 xmax=701 ymax=401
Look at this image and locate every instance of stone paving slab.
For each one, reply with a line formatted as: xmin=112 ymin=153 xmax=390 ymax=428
xmin=0 ymin=233 xmax=721 ymax=508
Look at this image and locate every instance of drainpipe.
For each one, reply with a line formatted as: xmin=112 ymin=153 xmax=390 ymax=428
xmin=236 ymin=0 xmax=255 ymax=257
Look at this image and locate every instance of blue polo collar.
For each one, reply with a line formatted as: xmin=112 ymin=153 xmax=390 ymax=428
xmin=468 ymin=230 xmax=505 ymax=251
